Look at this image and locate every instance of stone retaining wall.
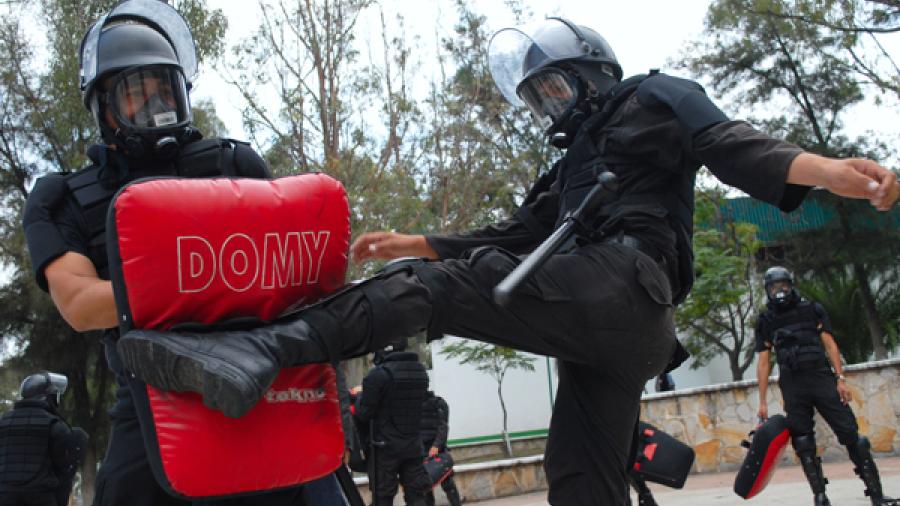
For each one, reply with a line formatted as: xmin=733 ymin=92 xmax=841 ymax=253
xmin=640 ymin=358 xmax=900 ymax=473
xmin=354 ymin=456 xmax=547 ymax=505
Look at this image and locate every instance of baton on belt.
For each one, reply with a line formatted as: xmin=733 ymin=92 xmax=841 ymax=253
xmin=493 ymin=171 xmax=618 ymax=306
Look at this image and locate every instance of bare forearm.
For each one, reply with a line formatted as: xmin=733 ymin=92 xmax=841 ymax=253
xmin=757 ymin=356 xmax=771 ymax=402
xmin=787 ymin=153 xmax=899 ymax=211
xmin=51 ymin=278 xmax=117 ymax=331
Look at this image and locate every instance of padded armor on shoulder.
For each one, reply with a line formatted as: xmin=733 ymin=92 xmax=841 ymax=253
xmin=634 ymin=74 xmax=728 ymax=136
xmin=0 ymin=405 xmax=60 ymax=489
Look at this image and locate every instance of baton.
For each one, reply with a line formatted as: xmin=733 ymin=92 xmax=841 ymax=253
xmin=493 ymin=171 xmax=617 ymax=306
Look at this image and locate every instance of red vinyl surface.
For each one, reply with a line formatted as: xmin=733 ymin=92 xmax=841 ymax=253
xmin=746 ymin=427 xmax=791 ymax=498
xmin=113 ymin=175 xmax=349 ymax=497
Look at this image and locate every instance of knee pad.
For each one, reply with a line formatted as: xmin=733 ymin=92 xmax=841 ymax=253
xmin=847 ymin=436 xmax=873 ymax=463
xmin=792 ymin=434 xmax=817 ymax=455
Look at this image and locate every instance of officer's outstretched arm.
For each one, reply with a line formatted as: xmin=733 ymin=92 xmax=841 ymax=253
xmin=45 ymin=252 xmax=117 ymax=331
xmin=787 ymin=153 xmax=898 ymax=212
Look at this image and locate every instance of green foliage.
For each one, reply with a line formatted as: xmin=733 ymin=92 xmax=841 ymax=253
xmin=440 ymin=340 xmax=536 ymax=382
xmin=676 ymin=183 xmax=763 ymax=380
xmin=420 ymin=1 xmax=552 ymax=234
xmin=0 ymin=1 xmax=229 ymax=502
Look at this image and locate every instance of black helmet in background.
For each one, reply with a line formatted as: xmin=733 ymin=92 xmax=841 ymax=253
xmin=488 ymin=17 xmax=622 ymax=148
xmin=20 ymin=371 xmax=68 ymax=407
xmin=79 ymin=0 xmax=199 ymax=160
xmin=764 ymin=266 xmax=798 ymax=308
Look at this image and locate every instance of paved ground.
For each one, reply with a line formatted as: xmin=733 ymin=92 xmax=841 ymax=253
xmin=476 ymin=456 xmax=900 ymax=505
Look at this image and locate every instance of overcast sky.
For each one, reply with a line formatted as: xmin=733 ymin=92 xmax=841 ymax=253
xmin=193 ymin=0 xmax=714 ymax=138
xmin=193 ymin=0 xmax=899 ymax=158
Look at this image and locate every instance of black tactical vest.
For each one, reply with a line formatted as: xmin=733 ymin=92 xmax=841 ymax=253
xmin=556 ymin=73 xmax=699 ymax=304
xmin=64 ymin=138 xmax=269 ymax=279
xmin=764 ymin=300 xmax=829 ymax=372
xmin=378 ymin=352 xmax=429 ymax=438
xmin=0 ymin=401 xmax=61 ymax=491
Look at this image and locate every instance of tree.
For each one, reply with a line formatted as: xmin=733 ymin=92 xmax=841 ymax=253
xmin=676 ymin=183 xmax=763 ymax=380
xmin=678 ymin=0 xmax=899 ymax=361
xmin=420 ymin=0 xmax=553 ymax=234
xmin=0 ymin=1 xmax=228 ymax=503
xmin=223 ymin=0 xmax=429 ymax=280
xmin=440 ymin=339 xmax=535 ymax=456
xmin=733 ymin=0 xmax=900 ymax=98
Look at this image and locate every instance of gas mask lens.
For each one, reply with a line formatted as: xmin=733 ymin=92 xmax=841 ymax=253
xmin=516 ymin=69 xmax=576 ymax=127
xmin=110 ymin=66 xmax=189 ymax=130
xmin=767 ymin=280 xmax=792 ymax=300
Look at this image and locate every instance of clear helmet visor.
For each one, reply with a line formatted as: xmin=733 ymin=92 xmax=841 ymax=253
xmin=108 ymin=66 xmax=191 ymax=130
xmin=488 ymin=18 xmax=610 ymax=106
xmin=80 ymin=0 xmax=198 ymax=90
xmin=516 ymin=69 xmax=577 ymax=129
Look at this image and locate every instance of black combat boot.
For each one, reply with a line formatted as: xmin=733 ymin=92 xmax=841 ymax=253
xmin=793 ymin=435 xmax=831 ymax=506
xmin=847 ymin=437 xmax=900 ymax=506
xmin=117 ymin=317 xmax=334 ymax=417
xmin=117 ymin=268 xmax=435 ymax=417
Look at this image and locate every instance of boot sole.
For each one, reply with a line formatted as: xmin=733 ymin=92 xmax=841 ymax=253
xmin=118 ymin=335 xmax=260 ymax=418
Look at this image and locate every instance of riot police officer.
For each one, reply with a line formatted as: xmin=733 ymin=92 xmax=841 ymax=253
xmin=20 ymin=2 xmax=282 ymax=505
xmin=117 ymin=17 xmax=900 ymax=505
xmin=0 ymin=372 xmax=88 ymax=506
xmin=756 ymin=267 xmax=898 ymax=506
xmin=420 ymin=391 xmax=462 ymax=506
xmin=353 ymin=339 xmax=431 ymax=506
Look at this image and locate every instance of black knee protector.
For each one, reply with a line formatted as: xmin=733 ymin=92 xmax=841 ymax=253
xmin=792 ymin=434 xmax=818 ymax=456
xmin=847 ymin=436 xmax=874 ymax=468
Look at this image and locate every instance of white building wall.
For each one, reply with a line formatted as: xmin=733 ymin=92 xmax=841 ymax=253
xmin=428 ymin=336 xmax=556 ymax=442
xmin=429 ymin=335 xmax=748 ymax=443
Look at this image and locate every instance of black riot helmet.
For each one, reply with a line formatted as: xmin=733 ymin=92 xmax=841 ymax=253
xmin=373 ymin=338 xmax=409 ymax=365
xmin=764 ymin=266 xmax=798 ymax=308
xmin=19 ymin=371 xmax=68 ymax=407
xmin=488 ymin=17 xmax=622 ymax=148
xmin=79 ymin=0 xmax=199 ymax=160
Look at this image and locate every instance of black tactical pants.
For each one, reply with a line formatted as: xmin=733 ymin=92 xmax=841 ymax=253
xmin=309 ymin=242 xmax=677 ymax=505
xmin=368 ymin=452 xmax=430 ymax=506
xmin=780 ymin=369 xmax=859 ymax=445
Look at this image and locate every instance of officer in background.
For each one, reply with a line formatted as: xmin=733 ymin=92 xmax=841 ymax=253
xmin=756 ymin=267 xmax=898 ymax=506
xmin=353 ymin=339 xmax=431 ymax=506
xmin=117 ymin=17 xmax=900 ymax=505
xmin=0 ymin=372 xmax=88 ymax=506
xmin=420 ymin=391 xmax=462 ymax=506
xmin=20 ymin=2 xmax=280 ymax=505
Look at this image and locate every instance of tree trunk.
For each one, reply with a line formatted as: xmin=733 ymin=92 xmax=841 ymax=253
xmin=729 ymin=349 xmax=745 ymax=381
xmin=851 ymin=260 xmax=888 ymax=360
xmin=497 ymin=381 xmax=513 ymax=457
xmin=81 ymin=444 xmax=97 ymax=506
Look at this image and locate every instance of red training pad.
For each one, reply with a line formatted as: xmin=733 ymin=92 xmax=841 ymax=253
xmin=734 ymin=414 xmax=791 ymax=499
xmin=113 ymin=175 xmax=349 ymax=328
xmin=110 ymin=174 xmax=349 ymax=498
